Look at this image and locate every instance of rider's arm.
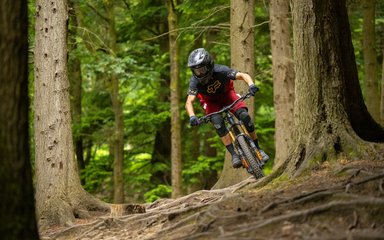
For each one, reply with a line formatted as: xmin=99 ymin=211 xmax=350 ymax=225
xmin=185 ymin=94 xmax=197 ymax=117
xmin=235 ymin=72 xmax=254 ymax=86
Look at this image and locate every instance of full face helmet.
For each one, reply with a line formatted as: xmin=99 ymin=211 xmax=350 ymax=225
xmin=187 ymin=48 xmax=214 ymax=85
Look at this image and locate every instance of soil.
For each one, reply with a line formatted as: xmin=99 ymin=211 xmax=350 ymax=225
xmin=40 ymin=159 xmax=384 ymax=240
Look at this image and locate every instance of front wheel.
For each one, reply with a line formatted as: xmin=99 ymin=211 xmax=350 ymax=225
xmin=237 ymin=135 xmax=264 ymax=179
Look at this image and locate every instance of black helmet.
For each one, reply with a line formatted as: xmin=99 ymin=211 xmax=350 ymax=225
xmin=187 ymin=48 xmax=214 ymax=85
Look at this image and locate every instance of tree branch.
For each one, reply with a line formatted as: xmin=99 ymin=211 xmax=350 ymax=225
xmin=87 ymin=2 xmax=110 ymax=23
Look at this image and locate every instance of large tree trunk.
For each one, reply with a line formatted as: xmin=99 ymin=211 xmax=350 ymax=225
xmin=363 ymin=0 xmax=380 ymax=122
xmin=284 ymin=0 xmax=384 ymax=178
xmin=270 ymin=0 xmax=295 ymax=168
xmin=34 ymin=0 xmax=109 ymax=230
xmin=230 ymin=0 xmax=255 ymax=117
xmin=167 ymin=0 xmax=182 ymax=198
xmin=214 ymin=0 xmax=255 ymax=189
xmin=0 ymin=0 xmax=39 ymax=238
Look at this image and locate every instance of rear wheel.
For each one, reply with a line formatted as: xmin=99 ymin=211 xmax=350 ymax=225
xmin=237 ymin=135 xmax=264 ymax=179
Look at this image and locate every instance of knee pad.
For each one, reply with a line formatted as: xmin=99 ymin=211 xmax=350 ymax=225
xmin=235 ymin=108 xmax=255 ymax=132
xmin=210 ymin=114 xmax=228 ymax=137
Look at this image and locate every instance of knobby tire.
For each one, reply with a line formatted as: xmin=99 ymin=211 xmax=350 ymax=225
xmin=237 ymin=135 xmax=264 ymax=179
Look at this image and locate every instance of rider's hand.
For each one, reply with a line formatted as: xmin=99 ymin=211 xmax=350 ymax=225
xmin=189 ymin=116 xmax=199 ymax=126
xmin=249 ymin=84 xmax=259 ymax=96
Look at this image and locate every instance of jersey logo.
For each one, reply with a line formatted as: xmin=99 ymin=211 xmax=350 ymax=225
xmin=207 ymin=80 xmax=221 ymax=94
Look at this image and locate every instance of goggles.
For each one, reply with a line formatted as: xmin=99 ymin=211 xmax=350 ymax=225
xmin=192 ymin=66 xmax=210 ymax=78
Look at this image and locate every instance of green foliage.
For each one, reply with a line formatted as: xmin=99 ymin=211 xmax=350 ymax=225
xmin=182 ymin=133 xmax=224 ymax=185
xmin=81 ymin=146 xmax=113 ymax=202
xmin=124 ymin=152 xmax=170 ymax=202
xmin=183 ymin=155 xmax=223 ymax=184
xmin=144 ymin=184 xmax=172 ymax=203
xmin=348 ymin=2 xmax=384 ymax=95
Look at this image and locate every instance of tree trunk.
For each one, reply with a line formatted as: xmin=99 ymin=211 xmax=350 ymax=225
xmin=111 ymin=73 xmax=125 ymax=203
xmin=167 ymin=0 xmax=182 ymax=198
xmin=363 ymin=0 xmax=380 ymax=122
xmin=213 ymin=0 xmax=255 ymax=189
xmin=381 ymin=48 xmax=384 ymax=125
xmin=230 ymin=0 xmax=256 ymax=116
xmin=284 ymin=0 xmax=384 ymax=178
xmin=0 ymin=0 xmax=39 ymax=238
xmin=104 ymin=1 xmax=125 ymax=204
xmin=68 ymin=0 xmax=85 ymax=172
xmin=151 ymin=35 xmax=172 ymax=187
xmin=34 ymin=0 xmax=109 ymax=229
xmin=270 ymin=0 xmax=295 ymax=168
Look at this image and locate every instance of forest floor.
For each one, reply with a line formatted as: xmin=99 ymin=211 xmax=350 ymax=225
xmin=40 ymin=158 xmax=384 ymax=240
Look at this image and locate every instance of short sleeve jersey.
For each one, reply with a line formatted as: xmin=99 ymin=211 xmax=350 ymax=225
xmin=187 ymin=64 xmax=238 ymax=100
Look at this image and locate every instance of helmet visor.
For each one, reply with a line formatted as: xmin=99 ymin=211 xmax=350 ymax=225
xmin=192 ymin=66 xmax=210 ymax=78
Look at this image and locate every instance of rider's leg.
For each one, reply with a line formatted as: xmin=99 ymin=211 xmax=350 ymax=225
xmin=211 ymin=114 xmax=242 ymax=168
xmin=235 ymin=108 xmax=269 ymax=163
xmin=234 ymin=108 xmax=257 ymax=141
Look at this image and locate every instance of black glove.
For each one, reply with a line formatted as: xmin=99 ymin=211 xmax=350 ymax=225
xmin=190 ymin=116 xmax=199 ymax=126
xmin=249 ymin=84 xmax=259 ymax=96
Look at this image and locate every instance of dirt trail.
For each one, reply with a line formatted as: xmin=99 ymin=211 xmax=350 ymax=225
xmin=41 ymin=159 xmax=384 ymax=240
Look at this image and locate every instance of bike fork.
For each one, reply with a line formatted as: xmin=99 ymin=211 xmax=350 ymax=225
xmin=235 ymin=145 xmax=249 ymax=168
xmin=238 ymin=124 xmax=263 ymax=161
xmin=249 ymin=140 xmax=263 ymax=161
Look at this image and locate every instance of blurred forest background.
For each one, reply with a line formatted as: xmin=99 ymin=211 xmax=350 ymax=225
xmin=27 ymin=0 xmax=384 ymax=204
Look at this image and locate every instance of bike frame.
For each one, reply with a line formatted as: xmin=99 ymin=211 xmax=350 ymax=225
xmin=197 ymin=92 xmax=253 ymax=142
xmin=224 ymin=109 xmax=259 ymax=167
xmin=197 ymin=92 xmax=264 ymax=178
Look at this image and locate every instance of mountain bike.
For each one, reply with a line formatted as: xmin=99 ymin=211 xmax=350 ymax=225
xmin=197 ymin=92 xmax=265 ymax=179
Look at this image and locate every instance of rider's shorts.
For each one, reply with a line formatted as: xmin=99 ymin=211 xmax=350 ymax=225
xmin=198 ymin=89 xmax=247 ymax=115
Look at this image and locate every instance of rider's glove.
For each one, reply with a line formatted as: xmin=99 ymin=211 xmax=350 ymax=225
xmin=249 ymin=84 xmax=259 ymax=96
xmin=189 ymin=116 xmax=199 ymax=126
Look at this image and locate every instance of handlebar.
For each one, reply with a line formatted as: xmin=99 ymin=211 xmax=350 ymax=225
xmin=197 ymin=92 xmax=253 ymax=125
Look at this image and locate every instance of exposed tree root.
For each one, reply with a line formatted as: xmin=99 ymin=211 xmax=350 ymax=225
xmin=40 ymin=160 xmax=384 ymax=240
xmin=218 ymin=197 xmax=384 ymax=239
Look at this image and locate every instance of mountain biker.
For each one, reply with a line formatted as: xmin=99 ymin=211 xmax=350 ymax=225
xmin=185 ymin=48 xmax=269 ymax=168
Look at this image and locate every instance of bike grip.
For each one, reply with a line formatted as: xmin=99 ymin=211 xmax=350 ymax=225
xmin=197 ymin=117 xmax=207 ymax=125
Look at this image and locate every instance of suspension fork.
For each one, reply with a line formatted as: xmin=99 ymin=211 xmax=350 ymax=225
xmin=227 ymin=112 xmax=261 ymax=162
xmin=226 ymin=112 xmax=248 ymax=165
xmin=226 ymin=111 xmax=238 ymax=142
xmin=238 ymin=120 xmax=259 ymax=151
xmin=227 ymin=111 xmax=254 ymax=148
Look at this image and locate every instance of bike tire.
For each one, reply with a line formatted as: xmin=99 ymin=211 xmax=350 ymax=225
xmin=237 ymin=135 xmax=264 ymax=179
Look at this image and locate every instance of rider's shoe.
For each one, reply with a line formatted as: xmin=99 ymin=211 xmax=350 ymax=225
xmin=231 ymin=154 xmax=242 ymax=168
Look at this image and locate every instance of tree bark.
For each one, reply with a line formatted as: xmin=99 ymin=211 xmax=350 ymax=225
xmin=104 ymin=0 xmax=125 ymax=204
xmin=363 ymin=0 xmax=380 ymax=122
xmin=270 ymin=0 xmax=295 ymax=168
xmin=214 ymin=0 xmax=255 ymax=189
xmin=285 ymin=0 xmax=384 ymax=178
xmin=68 ymin=0 xmax=85 ymax=172
xmin=167 ymin=0 xmax=182 ymax=198
xmin=0 ymin=0 xmax=39 ymax=238
xmin=34 ymin=0 xmax=109 ymax=229
xmin=151 ymin=35 xmax=172 ymax=188
xmin=381 ymin=48 xmax=384 ymax=125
